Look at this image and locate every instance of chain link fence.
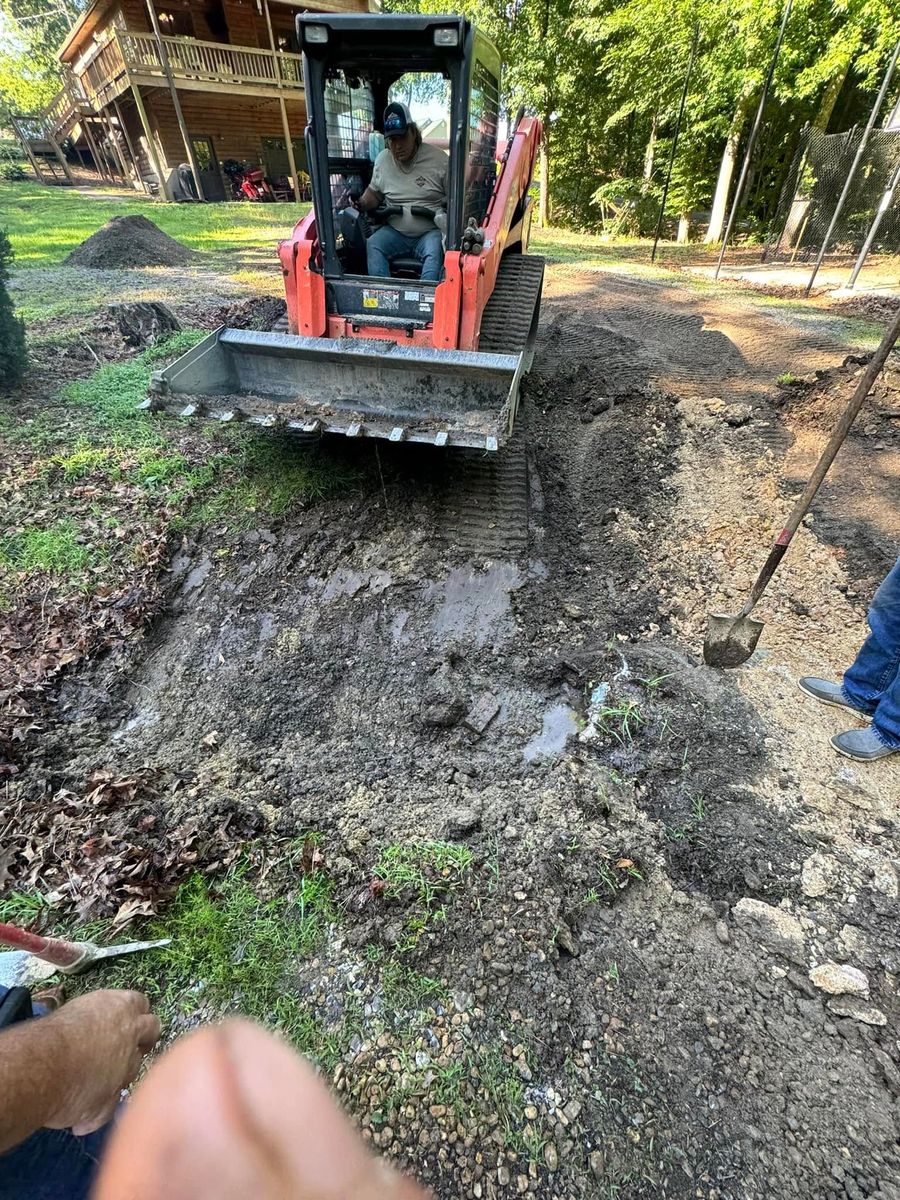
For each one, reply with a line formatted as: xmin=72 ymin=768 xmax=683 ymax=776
xmin=762 ymin=124 xmax=900 ymax=268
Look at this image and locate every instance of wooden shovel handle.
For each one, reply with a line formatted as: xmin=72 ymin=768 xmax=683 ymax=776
xmin=741 ymin=305 xmax=900 ymax=618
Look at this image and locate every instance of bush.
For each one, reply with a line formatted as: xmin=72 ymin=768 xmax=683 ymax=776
xmin=0 ymin=230 xmax=27 ymax=391
xmin=0 ymin=143 xmax=27 ymax=182
xmin=0 ymin=160 xmax=27 ymax=182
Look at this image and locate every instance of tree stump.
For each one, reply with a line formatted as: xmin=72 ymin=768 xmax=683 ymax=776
xmin=108 ymin=302 xmax=180 ymax=347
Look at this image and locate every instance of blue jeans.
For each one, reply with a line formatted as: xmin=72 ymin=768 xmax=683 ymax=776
xmin=0 ymin=1125 xmax=110 ymax=1200
xmin=842 ymin=557 xmax=900 ymax=747
xmin=366 ymin=225 xmax=443 ymax=282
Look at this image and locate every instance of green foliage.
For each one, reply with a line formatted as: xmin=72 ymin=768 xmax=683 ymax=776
xmin=0 ymin=227 xmax=26 ymax=390
xmin=0 ymin=518 xmax=96 ymax=577
xmin=0 ymin=0 xmax=70 ymax=123
xmin=0 ymin=179 xmax=310 ymax=268
xmin=375 ymin=841 xmax=473 ymax=951
xmin=0 ymin=143 xmax=26 ymax=182
xmin=396 ymin=0 xmax=900 ymax=238
xmin=97 ymin=862 xmax=339 ymax=1061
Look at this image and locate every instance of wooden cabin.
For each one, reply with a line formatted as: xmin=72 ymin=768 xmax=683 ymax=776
xmin=13 ymin=0 xmax=373 ymax=200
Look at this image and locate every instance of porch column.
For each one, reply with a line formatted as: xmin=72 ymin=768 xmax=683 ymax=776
xmin=79 ymin=115 xmax=105 ymax=179
xmin=10 ymin=117 xmax=47 ymax=182
xmin=130 ymin=83 xmax=173 ymax=200
xmin=113 ymin=97 xmax=143 ymax=190
xmin=143 ymin=0 xmax=206 ymax=200
xmin=46 ymin=128 xmax=75 ymax=183
xmin=85 ymin=117 xmax=112 ymax=180
xmin=98 ymin=104 xmax=130 ymax=182
xmin=262 ymin=0 xmax=299 ymax=197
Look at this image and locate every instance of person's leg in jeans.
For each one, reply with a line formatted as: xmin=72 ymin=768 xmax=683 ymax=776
xmin=0 ymin=1124 xmax=112 ymax=1200
xmin=414 ymin=229 xmax=444 ymax=281
xmin=366 ymin=226 xmax=415 ymax=277
xmin=842 ymin=557 xmax=900 ymax=747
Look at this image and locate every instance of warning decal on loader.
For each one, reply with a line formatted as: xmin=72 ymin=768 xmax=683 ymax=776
xmin=362 ymin=290 xmax=400 ymax=312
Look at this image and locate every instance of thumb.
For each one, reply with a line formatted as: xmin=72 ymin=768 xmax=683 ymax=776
xmin=94 ymin=1019 xmax=429 ymax=1200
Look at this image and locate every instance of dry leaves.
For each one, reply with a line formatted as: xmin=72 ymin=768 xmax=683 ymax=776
xmin=3 ymin=770 xmax=247 ymax=927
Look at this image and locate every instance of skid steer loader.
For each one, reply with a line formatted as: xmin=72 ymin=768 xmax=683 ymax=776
xmin=148 ymin=13 xmax=544 ymax=452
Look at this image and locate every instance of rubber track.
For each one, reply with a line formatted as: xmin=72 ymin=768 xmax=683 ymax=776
xmin=438 ymin=254 xmax=544 ymax=557
xmin=478 ymin=254 xmax=545 ymax=356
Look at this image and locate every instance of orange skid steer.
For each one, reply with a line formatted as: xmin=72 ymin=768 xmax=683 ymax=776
xmin=148 ymin=13 xmax=544 ymax=452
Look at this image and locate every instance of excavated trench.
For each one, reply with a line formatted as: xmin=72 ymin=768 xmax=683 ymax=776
xmin=24 ymin=268 xmax=900 ymax=1199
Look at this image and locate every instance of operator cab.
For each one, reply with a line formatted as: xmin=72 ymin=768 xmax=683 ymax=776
xmin=298 ymin=13 xmax=500 ymax=331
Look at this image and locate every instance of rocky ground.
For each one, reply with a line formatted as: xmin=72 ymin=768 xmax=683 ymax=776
xmin=3 ymin=257 xmax=900 ymax=1199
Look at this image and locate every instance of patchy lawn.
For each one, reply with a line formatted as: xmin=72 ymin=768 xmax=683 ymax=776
xmin=0 ymin=179 xmax=311 ymax=267
xmin=0 ymin=330 xmax=362 ymax=777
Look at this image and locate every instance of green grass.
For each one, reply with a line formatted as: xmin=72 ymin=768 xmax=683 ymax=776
xmin=593 ymin=698 xmax=645 ymax=745
xmin=187 ymin=435 xmax=360 ymax=529
xmin=89 ymin=858 xmax=340 ymax=1063
xmin=375 ymin=841 xmax=473 ymax=953
xmin=379 ymin=957 xmax=448 ymax=1012
xmin=59 ymin=331 xmax=204 ymax=447
xmin=0 ymin=518 xmax=98 ymax=578
xmin=0 ymin=890 xmax=50 ymax=924
xmin=0 ymin=178 xmax=310 ymax=267
xmin=5 ymin=333 xmax=360 ymax=529
xmin=666 ymin=794 xmax=709 ymax=844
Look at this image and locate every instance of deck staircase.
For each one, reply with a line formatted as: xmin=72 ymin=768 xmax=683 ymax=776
xmin=10 ymin=77 xmax=92 ymax=184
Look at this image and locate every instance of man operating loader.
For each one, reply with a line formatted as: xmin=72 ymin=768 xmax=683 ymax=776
xmin=353 ymin=102 xmax=448 ymax=282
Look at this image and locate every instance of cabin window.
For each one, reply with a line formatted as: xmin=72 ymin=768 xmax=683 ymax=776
xmin=465 ymin=58 xmax=499 ymax=225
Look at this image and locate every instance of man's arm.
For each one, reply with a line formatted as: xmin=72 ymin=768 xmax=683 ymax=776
xmin=0 ymin=990 xmax=160 ymax=1154
xmin=355 ymin=186 xmax=381 ymax=211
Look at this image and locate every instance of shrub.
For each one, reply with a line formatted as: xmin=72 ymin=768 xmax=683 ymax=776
xmin=0 ymin=161 xmax=27 ymax=182
xmin=0 ymin=143 xmax=27 ymax=182
xmin=0 ymin=230 xmax=27 ymax=391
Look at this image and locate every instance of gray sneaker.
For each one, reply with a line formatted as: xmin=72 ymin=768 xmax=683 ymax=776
xmin=798 ymin=677 xmax=872 ymax=721
xmin=831 ymin=727 xmax=898 ymax=762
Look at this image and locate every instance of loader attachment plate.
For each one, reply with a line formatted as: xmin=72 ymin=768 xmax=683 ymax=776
xmin=147 ymin=328 xmax=527 ymax=451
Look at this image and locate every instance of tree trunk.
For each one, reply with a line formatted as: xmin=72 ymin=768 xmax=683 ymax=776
xmin=812 ymin=62 xmax=850 ymax=132
xmin=705 ymin=85 xmax=753 ymax=244
xmin=677 ymin=212 xmax=691 ymax=243
xmin=538 ymin=123 xmax=550 ymax=227
xmin=643 ymin=112 xmax=658 ymax=181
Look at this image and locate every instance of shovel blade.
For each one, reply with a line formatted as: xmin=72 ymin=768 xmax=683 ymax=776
xmin=703 ymin=612 xmax=765 ymax=668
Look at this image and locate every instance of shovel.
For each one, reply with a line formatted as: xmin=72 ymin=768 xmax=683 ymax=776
xmin=704 ymin=305 xmax=900 ymax=668
xmin=0 ymin=920 xmax=170 ymax=990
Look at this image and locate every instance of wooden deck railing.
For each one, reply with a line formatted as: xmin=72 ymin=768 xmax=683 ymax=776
xmin=71 ymin=29 xmax=304 ymax=108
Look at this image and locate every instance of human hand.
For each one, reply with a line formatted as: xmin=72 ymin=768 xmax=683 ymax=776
xmin=45 ymin=989 xmax=161 ymax=1136
xmin=94 ymin=1018 xmax=430 ymax=1200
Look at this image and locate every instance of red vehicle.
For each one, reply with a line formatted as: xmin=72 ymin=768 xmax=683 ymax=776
xmin=223 ymin=159 xmax=275 ymax=203
xmin=150 ymin=14 xmax=543 ymax=453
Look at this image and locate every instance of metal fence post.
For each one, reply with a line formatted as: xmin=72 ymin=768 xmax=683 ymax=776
xmin=714 ymin=0 xmax=793 ymax=280
xmin=651 ymin=23 xmax=700 ymax=264
xmin=803 ymin=38 xmax=900 ymax=296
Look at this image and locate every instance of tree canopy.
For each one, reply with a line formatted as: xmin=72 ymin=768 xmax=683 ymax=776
xmin=392 ymin=0 xmax=900 ymax=238
xmin=0 ymin=0 xmax=81 ymax=122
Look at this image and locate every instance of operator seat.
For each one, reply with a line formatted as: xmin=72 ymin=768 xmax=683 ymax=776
xmin=388 ymin=256 xmax=424 ymax=279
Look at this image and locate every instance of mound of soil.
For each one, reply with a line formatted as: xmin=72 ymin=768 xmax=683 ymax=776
xmin=65 ymin=215 xmax=195 ymax=269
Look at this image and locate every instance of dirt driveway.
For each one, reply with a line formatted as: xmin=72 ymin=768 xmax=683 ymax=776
xmin=9 ymin=259 xmax=900 ymax=1199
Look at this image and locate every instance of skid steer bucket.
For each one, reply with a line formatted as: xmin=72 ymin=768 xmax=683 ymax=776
xmin=146 ymin=328 xmax=527 ymax=451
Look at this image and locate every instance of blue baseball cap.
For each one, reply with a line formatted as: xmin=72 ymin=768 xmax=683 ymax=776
xmin=383 ymin=102 xmax=412 ymax=139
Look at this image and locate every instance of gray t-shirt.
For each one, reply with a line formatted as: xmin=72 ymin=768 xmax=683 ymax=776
xmin=370 ymin=141 xmax=449 ymax=237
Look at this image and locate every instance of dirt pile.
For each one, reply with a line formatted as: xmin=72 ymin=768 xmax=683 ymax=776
xmin=64 ymin=215 xmax=195 ymax=269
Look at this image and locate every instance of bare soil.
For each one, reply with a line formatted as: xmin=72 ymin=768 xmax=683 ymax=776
xmin=7 ymin=264 xmax=900 ymax=1199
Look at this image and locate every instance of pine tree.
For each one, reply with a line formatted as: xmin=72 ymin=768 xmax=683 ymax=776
xmin=0 ymin=230 xmax=27 ymax=391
